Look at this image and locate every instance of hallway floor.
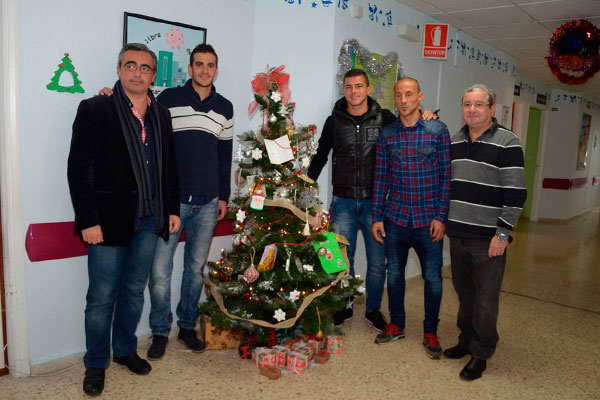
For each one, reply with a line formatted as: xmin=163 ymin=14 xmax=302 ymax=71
xmin=1 ymin=212 xmax=599 ymax=399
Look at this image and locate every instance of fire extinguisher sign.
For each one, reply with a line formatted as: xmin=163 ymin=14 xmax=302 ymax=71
xmin=422 ymin=24 xmax=449 ymax=60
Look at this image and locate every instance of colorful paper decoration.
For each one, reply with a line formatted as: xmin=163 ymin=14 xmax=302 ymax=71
xmin=46 ymin=53 xmax=84 ymax=93
xmin=257 ymin=244 xmax=277 ymax=272
xmin=312 ymin=232 xmax=347 ymax=274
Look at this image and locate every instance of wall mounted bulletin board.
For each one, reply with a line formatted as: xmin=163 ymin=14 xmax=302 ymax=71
xmin=123 ymin=12 xmax=206 ymax=95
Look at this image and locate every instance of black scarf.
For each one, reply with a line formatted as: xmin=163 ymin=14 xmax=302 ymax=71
xmin=113 ymin=80 xmax=166 ymax=236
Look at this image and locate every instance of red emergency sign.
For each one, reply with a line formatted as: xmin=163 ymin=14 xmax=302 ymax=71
xmin=422 ymin=24 xmax=449 ymax=60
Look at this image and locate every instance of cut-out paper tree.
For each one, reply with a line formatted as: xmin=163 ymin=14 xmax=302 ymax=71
xmin=46 ymin=53 xmax=84 ymax=94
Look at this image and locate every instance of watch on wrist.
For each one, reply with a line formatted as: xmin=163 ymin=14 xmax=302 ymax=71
xmin=496 ymin=233 xmax=508 ymax=242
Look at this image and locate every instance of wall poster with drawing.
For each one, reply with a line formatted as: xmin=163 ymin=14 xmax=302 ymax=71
xmin=577 ymin=113 xmax=592 ymax=171
xmin=124 ymin=12 xmax=206 ymax=96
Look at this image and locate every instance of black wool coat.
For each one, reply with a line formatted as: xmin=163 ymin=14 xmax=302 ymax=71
xmin=67 ymin=94 xmax=179 ymax=246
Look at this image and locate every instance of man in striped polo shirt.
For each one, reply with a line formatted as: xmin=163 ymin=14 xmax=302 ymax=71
xmin=444 ymin=84 xmax=526 ymax=381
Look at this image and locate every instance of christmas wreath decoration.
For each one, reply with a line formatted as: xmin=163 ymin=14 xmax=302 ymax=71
xmin=546 ymin=19 xmax=600 ymax=85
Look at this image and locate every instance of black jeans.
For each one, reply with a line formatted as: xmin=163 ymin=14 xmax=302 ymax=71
xmin=449 ymin=237 xmax=506 ymax=360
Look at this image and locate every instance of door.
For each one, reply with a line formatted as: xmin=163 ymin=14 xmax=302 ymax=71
xmin=522 ymin=107 xmax=542 ymax=219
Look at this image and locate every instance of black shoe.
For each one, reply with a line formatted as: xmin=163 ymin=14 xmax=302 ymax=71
xmin=177 ymin=328 xmax=206 ymax=353
xmin=460 ymin=357 xmax=487 ymax=381
xmin=443 ymin=344 xmax=471 ymax=359
xmin=83 ymin=368 xmax=105 ymax=397
xmin=365 ymin=310 xmax=387 ymax=332
xmin=113 ymin=353 xmax=152 ymax=375
xmin=333 ymin=306 xmax=353 ymax=327
xmin=147 ymin=335 xmax=168 ymax=360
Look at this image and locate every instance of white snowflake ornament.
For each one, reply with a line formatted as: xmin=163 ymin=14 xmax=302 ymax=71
xmin=271 ymin=91 xmax=282 ymax=102
xmin=302 ymin=157 xmax=311 ymax=168
xmin=236 ymin=209 xmax=247 ymax=223
xmin=251 ymin=148 xmax=263 ymax=160
xmin=273 ymin=309 xmax=286 ymax=322
xmin=289 ymin=290 xmax=300 ymax=302
xmin=303 ymin=264 xmax=314 ymax=272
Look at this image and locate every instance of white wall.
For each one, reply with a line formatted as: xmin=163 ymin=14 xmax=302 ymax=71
xmin=14 ymin=0 xmax=522 ymax=367
xmin=537 ymin=89 xmax=600 ymax=220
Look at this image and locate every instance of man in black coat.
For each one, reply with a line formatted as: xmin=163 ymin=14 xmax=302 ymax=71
xmin=67 ymin=43 xmax=180 ymax=397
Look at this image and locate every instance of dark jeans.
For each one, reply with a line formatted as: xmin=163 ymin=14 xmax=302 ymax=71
xmin=83 ymin=217 xmax=157 ymax=369
xmin=449 ymin=237 xmax=506 ymax=360
xmin=384 ymin=217 xmax=443 ymax=334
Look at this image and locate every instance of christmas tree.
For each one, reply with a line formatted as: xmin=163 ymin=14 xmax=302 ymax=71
xmin=200 ymin=65 xmax=362 ymax=344
xmin=46 ymin=53 xmax=84 ymax=94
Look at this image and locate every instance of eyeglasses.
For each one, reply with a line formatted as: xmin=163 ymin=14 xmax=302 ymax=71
xmin=122 ymin=62 xmax=155 ymax=74
xmin=462 ymin=102 xmax=491 ymax=109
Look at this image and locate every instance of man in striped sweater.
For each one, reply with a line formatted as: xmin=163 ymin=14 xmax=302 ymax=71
xmin=444 ymin=84 xmax=526 ymax=381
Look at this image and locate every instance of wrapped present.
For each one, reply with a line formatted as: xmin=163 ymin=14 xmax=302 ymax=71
xmin=238 ymin=338 xmax=257 ymax=359
xmin=283 ymin=339 xmax=297 ymax=348
xmin=286 ymin=351 xmax=309 ymax=374
xmin=307 ymin=340 xmax=322 ymax=356
xmin=200 ymin=315 xmax=242 ymax=350
xmin=326 ymin=335 xmax=343 ymax=355
xmin=315 ymin=351 xmax=330 ymax=364
xmin=272 ymin=345 xmax=290 ymax=369
xmin=259 ymin=365 xmax=281 ymax=380
xmin=253 ymin=347 xmax=276 ymax=367
xmin=294 ymin=332 xmax=310 ymax=342
xmin=292 ymin=342 xmax=313 ymax=360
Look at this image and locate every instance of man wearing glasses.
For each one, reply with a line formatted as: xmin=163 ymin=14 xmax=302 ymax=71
xmin=68 ymin=43 xmax=180 ymax=396
xmin=444 ymin=84 xmax=526 ymax=381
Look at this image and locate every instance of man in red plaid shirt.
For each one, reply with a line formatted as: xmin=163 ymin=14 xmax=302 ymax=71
xmin=371 ymin=77 xmax=451 ymax=359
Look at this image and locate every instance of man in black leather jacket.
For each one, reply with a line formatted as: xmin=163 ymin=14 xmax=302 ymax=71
xmin=307 ymin=69 xmax=395 ymax=331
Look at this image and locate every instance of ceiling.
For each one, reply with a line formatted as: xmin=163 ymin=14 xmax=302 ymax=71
xmin=394 ymin=0 xmax=600 ymax=100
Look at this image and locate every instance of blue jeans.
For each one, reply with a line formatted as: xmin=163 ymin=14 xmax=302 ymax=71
xmin=148 ymin=198 xmax=219 ymax=335
xmin=84 ymin=217 xmax=157 ymax=369
xmin=384 ymin=217 xmax=443 ymax=334
xmin=330 ymin=195 xmax=386 ymax=313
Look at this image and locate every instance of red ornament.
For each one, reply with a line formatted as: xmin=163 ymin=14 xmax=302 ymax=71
xmin=546 ymin=19 xmax=600 ymax=85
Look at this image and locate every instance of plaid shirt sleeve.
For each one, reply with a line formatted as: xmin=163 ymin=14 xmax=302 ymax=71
xmin=436 ymin=126 xmax=451 ymax=225
xmin=372 ymin=131 xmax=389 ymax=223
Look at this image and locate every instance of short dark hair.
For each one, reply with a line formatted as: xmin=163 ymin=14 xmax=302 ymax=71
xmin=343 ymin=69 xmax=369 ymax=87
xmin=189 ymin=43 xmax=218 ymax=66
xmin=118 ymin=43 xmax=157 ymax=70
xmin=396 ymin=77 xmax=421 ymax=92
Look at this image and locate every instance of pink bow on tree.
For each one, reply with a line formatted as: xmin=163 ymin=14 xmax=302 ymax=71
xmin=248 ymin=65 xmax=291 ymax=115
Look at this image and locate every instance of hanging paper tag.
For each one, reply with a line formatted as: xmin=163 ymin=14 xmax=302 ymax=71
xmin=264 ymin=135 xmax=295 ymax=164
xmin=312 ymin=232 xmax=347 ymax=274
xmin=250 ymin=181 xmax=266 ymax=210
xmin=257 ymin=244 xmax=278 ymax=272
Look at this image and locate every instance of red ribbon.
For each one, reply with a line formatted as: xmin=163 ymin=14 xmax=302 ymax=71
xmin=248 ymin=65 xmax=291 ymax=114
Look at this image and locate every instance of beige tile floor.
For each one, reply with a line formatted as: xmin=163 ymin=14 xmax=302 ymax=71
xmin=1 ymin=211 xmax=599 ymax=399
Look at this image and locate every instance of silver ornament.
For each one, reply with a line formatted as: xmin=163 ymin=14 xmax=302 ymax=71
xmin=317 ymin=247 xmax=327 ymax=257
xmin=269 ymin=114 xmax=278 ymax=123
xmin=232 ymin=220 xmax=244 ymax=233
xmin=336 ymin=39 xmax=403 ymax=93
xmin=244 ymin=150 xmax=253 ymax=158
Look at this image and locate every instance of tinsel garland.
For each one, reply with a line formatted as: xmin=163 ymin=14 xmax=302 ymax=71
xmin=336 ymin=38 xmax=403 ymax=91
xmin=546 ymin=19 xmax=600 ymax=85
